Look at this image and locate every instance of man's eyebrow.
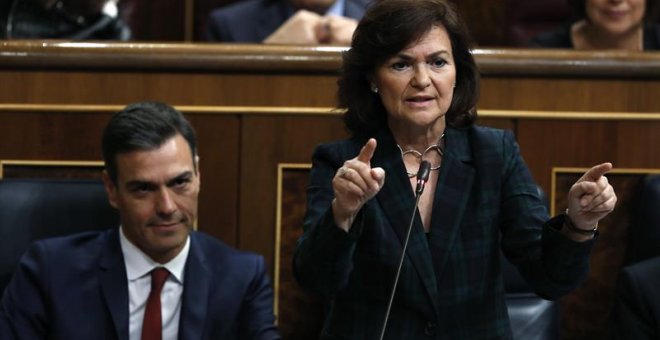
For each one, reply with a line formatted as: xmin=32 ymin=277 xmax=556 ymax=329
xmin=166 ymin=171 xmax=193 ymax=186
xmin=125 ymin=180 xmax=156 ymax=190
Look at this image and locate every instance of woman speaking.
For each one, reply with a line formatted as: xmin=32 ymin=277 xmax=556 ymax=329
xmin=293 ymin=0 xmax=617 ymax=338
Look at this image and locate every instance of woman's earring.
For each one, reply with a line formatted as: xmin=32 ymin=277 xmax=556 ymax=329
xmin=452 ymin=83 xmax=456 ymax=89
xmin=370 ymin=83 xmax=379 ymax=93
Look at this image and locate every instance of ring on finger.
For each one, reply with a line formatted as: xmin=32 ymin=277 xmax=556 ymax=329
xmin=337 ymin=167 xmax=348 ymax=178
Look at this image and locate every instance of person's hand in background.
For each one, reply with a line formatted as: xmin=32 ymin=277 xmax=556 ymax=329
xmin=316 ymin=15 xmax=358 ymax=44
xmin=264 ymin=10 xmax=324 ymax=44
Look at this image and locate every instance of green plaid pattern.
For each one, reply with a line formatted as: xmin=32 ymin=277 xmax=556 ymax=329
xmin=294 ymin=125 xmax=595 ymax=339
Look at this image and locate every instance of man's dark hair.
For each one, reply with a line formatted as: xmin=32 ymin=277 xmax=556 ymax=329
xmin=102 ymin=101 xmax=197 ymax=184
xmin=338 ymin=0 xmax=479 ymax=135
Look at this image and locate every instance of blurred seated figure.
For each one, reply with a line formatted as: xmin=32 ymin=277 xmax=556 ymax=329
xmin=506 ymin=0 xmax=570 ymax=46
xmin=531 ymin=0 xmax=660 ymax=50
xmin=0 ymin=0 xmax=130 ymax=40
xmin=206 ymin=0 xmax=371 ymax=44
xmin=611 ymin=256 xmax=660 ymax=339
xmin=611 ymin=175 xmax=660 ymax=339
xmin=625 ymin=175 xmax=660 ymax=266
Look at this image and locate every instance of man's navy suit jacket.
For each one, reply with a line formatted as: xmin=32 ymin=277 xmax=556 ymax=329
xmin=206 ymin=0 xmax=370 ymax=42
xmin=612 ymin=256 xmax=660 ymax=340
xmin=0 ymin=229 xmax=280 ymax=340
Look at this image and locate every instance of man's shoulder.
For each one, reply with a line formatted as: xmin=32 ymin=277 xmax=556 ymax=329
xmin=209 ymin=0 xmax=273 ymax=21
xmin=33 ymin=229 xmax=112 ymax=254
xmin=17 ymin=229 xmax=114 ymax=274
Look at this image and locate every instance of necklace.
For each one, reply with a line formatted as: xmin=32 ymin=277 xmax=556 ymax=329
xmin=397 ymin=133 xmax=444 ymax=178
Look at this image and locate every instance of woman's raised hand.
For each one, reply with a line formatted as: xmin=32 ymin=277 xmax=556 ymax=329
xmin=332 ymin=138 xmax=386 ymax=232
xmin=566 ymin=162 xmax=617 ymax=236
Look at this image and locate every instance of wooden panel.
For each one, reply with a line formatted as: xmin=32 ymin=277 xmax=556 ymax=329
xmin=275 ymin=165 xmax=324 ymax=340
xmin=0 ymin=111 xmax=111 ymax=160
xmin=239 ymin=115 xmax=348 ymax=270
xmin=480 ymin=78 xmax=660 ymax=112
xmin=186 ymin=114 xmax=241 ymax=245
xmin=0 ymin=71 xmax=338 ymax=107
xmin=517 ymin=120 xmax=660 ymax=195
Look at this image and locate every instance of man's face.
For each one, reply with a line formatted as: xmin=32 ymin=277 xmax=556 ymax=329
xmin=103 ymin=134 xmax=200 ymax=263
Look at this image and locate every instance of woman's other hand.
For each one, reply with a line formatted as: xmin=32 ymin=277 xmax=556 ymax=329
xmin=332 ymin=138 xmax=386 ymax=232
xmin=565 ymin=162 xmax=617 ymax=240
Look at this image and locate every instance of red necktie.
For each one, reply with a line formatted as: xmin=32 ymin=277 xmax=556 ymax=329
xmin=141 ymin=267 xmax=169 ymax=340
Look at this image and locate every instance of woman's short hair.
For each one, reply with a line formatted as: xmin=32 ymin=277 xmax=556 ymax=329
xmin=338 ymin=0 xmax=479 ymax=135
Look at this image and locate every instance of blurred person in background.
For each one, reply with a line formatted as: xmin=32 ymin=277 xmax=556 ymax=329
xmin=531 ymin=0 xmax=660 ymax=50
xmin=0 ymin=0 xmax=130 ymax=40
xmin=207 ymin=0 xmax=371 ymax=44
xmin=611 ymin=256 xmax=660 ymax=339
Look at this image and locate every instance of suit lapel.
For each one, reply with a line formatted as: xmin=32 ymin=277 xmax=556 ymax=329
xmin=98 ymin=229 xmax=129 ymax=340
xmin=178 ymin=232 xmax=210 ymax=340
xmin=344 ymin=0 xmax=367 ymax=20
xmin=372 ymin=129 xmax=440 ymax=319
xmin=257 ymin=1 xmax=293 ymax=41
xmin=428 ymin=127 xmax=475 ymax=280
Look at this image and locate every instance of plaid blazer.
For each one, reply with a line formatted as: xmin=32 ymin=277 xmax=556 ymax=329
xmin=294 ymin=125 xmax=595 ymax=339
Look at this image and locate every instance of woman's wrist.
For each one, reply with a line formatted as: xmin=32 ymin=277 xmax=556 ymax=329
xmin=564 ymin=208 xmax=598 ymax=236
xmin=332 ymin=199 xmax=357 ymax=232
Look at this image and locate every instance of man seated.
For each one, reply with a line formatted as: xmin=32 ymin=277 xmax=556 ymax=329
xmin=0 ymin=0 xmax=130 ymax=40
xmin=207 ymin=0 xmax=371 ymax=44
xmin=0 ymin=102 xmax=280 ymax=340
xmin=612 ymin=256 xmax=660 ymax=340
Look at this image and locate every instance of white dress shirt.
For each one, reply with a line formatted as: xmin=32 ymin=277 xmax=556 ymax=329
xmin=119 ymin=227 xmax=190 ymax=340
xmin=326 ymin=0 xmax=346 ymax=16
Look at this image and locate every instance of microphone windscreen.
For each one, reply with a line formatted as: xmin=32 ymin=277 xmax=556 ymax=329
xmin=417 ymin=160 xmax=431 ymax=182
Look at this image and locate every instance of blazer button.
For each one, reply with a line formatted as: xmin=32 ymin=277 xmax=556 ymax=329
xmin=424 ymin=321 xmax=437 ymax=336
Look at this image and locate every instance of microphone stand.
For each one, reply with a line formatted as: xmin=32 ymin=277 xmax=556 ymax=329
xmin=378 ymin=161 xmax=431 ymax=340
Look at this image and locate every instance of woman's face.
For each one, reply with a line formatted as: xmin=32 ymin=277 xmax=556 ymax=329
xmin=586 ymin=0 xmax=646 ymax=35
xmin=373 ymin=25 xmax=456 ymax=130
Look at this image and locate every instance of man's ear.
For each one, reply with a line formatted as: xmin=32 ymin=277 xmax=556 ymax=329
xmin=194 ymin=155 xmax=201 ymax=181
xmin=102 ymin=170 xmax=119 ymax=209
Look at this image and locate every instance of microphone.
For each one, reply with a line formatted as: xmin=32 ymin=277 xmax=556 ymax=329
xmin=415 ymin=161 xmax=431 ymax=196
xmin=379 ymin=161 xmax=431 ymax=340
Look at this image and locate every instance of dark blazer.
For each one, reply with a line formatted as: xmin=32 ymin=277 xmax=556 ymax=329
xmin=611 ymin=256 xmax=660 ymax=340
xmin=206 ymin=0 xmax=370 ymax=42
xmin=294 ymin=125 xmax=595 ymax=339
xmin=0 ymin=310 xmax=10 ymax=340
xmin=0 ymin=229 xmax=280 ymax=340
xmin=530 ymin=23 xmax=660 ymax=50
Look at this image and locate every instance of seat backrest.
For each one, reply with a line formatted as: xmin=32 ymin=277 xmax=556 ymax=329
xmin=0 ymin=179 xmax=119 ymax=293
xmin=505 ymin=0 xmax=571 ymax=46
xmin=500 ymin=185 xmax=559 ymax=339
